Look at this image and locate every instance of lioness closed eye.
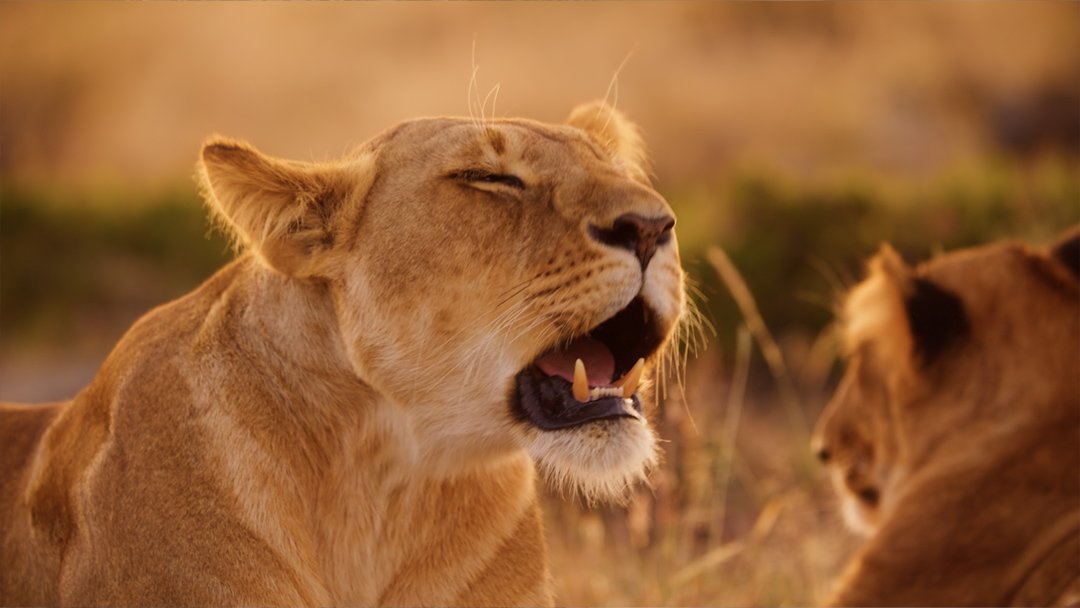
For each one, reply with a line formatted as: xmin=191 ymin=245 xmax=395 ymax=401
xmin=814 ymin=228 xmax=1080 ymax=607
xmin=0 ymin=102 xmax=685 ymax=606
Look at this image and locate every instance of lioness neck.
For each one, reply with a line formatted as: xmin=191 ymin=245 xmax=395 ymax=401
xmin=27 ymin=256 xmax=548 ymax=605
xmin=191 ymin=257 xmax=549 ymax=604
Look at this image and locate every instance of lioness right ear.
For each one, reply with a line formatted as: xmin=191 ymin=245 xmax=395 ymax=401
xmin=1050 ymin=225 xmax=1080 ymax=280
xmin=847 ymin=245 xmax=968 ymax=370
xmin=565 ymin=101 xmax=650 ymax=185
xmin=199 ymin=138 xmax=374 ymax=277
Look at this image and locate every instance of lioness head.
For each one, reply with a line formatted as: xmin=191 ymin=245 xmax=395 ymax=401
xmin=813 ymin=228 xmax=1080 ymax=534
xmin=197 ymin=103 xmax=684 ymax=502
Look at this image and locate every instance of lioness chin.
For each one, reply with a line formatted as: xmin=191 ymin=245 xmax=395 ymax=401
xmin=814 ymin=228 xmax=1080 ymax=607
xmin=0 ymin=102 xmax=685 ymax=606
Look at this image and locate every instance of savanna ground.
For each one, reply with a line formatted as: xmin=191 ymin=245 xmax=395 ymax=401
xmin=2 ymin=4 xmax=1078 ymax=605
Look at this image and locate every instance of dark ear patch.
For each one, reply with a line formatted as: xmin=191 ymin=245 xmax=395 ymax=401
xmin=1051 ymin=226 xmax=1080 ymax=280
xmin=905 ymin=277 xmax=969 ymax=365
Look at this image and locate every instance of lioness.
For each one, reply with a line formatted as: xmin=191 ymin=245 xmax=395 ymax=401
xmin=814 ymin=228 xmax=1080 ymax=606
xmin=0 ymin=102 xmax=685 ymax=605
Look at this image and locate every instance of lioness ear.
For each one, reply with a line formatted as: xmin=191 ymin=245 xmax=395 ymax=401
xmin=846 ymin=244 xmax=968 ymax=370
xmin=199 ymin=138 xmax=373 ymax=277
xmin=1050 ymin=225 xmax=1080 ymax=280
xmin=844 ymin=245 xmax=916 ymax=367
xmin=565 ymin=101 xmax=650 ymax=184
xmin=901 ymin=267 xmax=969 ymax=367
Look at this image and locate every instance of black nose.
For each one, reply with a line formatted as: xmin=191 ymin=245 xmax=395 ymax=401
xmin=589 ymin=213 xmax=675 ymax=270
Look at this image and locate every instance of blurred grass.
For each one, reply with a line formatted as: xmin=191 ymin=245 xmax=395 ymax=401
xmin=0 ymin=186 xmax=231 ymax=354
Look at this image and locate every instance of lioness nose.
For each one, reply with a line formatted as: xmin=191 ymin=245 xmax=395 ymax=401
xmin=589 ymin=213 xmax=675 ymax=270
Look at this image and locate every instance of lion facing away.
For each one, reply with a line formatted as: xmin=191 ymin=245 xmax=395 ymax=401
xmin=814 ymin=228 xmax=1080 ymax=606
xmin=0 ymin=102 xmax=685 ymax=605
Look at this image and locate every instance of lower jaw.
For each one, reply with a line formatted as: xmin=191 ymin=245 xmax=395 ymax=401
xmin=512 ymin=367 xmax=643 ymax=431
xmin=842 ymin=499 xmax=880 ymax=536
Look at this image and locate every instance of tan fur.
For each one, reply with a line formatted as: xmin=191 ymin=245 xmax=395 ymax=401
xmin=814 ymin=234 xmax=1080 ymax=606
xmin=0 ymin=103 xmax=685 ymax=606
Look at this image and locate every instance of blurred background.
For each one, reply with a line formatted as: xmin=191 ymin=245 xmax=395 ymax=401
xmin=1 ymin=3 xmax=1077 ymax=605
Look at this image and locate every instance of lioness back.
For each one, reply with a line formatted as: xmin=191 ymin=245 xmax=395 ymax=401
xmin=814 ymin=227 xmax=1080 ymax=606
xmin=0 ymin=102 xmax=685 ymax=605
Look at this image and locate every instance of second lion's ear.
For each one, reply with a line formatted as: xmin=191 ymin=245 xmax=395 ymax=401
xmin=565 ymin=101 xmax=650 ymax=185
xmin=1050 ymin=225 xmax=1080 ymax=280
xmin=846 ymin=244 xmax=969 ymax=380
xmin=869 ymin=245 xmax=969 ymax=368
xmin=198 ymin=138 xmax=374 ymax=277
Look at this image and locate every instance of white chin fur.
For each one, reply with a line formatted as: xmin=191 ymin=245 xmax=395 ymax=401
xmin=840 ymin=495 xmax=878 ymax=537
xmin=524 ymin=417 xmax=658 ymax=506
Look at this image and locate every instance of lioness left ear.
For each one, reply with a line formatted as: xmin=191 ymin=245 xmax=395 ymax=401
xmin=565 ymin=101 xmax=651 ymax=184
xmin=199 ymin=138 xmax=373 ymax=277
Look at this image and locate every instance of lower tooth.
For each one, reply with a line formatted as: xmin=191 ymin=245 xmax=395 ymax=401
xmin=588 ymin=387 xmax=624 ymax=400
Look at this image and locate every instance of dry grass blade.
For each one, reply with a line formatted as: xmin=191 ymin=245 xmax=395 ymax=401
xmin=669 ymin=494 xmax=789 ymax=588
xmin=669 ymin=540 xmax=746 ymax=588
xmin=706 ymin=246 xmax=810 ymax=438
xmin=668 ymin=325 xmax=751 ymax=592
xmin=709 ymin=324 xmax=751 ymax=545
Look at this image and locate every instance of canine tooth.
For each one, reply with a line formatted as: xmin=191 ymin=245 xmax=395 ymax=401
xmin=617 ymin=358 xmax=645 ymax=397
xmin=573 ymin=359 xmax=589 ymax=403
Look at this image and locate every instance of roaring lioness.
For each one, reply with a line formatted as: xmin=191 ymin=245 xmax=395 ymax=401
xmin=814 ymin=228 xmax=1080 ymax=606
xmin=0 ymin=102 xmax=685 ymax=605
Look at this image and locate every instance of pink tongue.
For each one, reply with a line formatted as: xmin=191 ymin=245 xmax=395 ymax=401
xmin=535 ymin=337 xmax=615 ymax=386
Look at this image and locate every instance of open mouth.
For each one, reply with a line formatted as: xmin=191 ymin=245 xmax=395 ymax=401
xmin=512 ymin=297 xmax=666 ymax=430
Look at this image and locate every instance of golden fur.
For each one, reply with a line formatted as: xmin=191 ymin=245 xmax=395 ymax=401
xmin=0 ymin=102 xmax=685 ymax=605
xmin=814 ymin=229 xmax=1080 ymax=606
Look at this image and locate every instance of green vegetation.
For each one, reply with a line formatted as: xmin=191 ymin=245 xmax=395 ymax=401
xmin=674 ymin=158 xmax=1080 ymax=353
xmin=3 ymin=158 xmax=1077 ymax=356
xmin=0 ymin=187 xmax=231 ymax=352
